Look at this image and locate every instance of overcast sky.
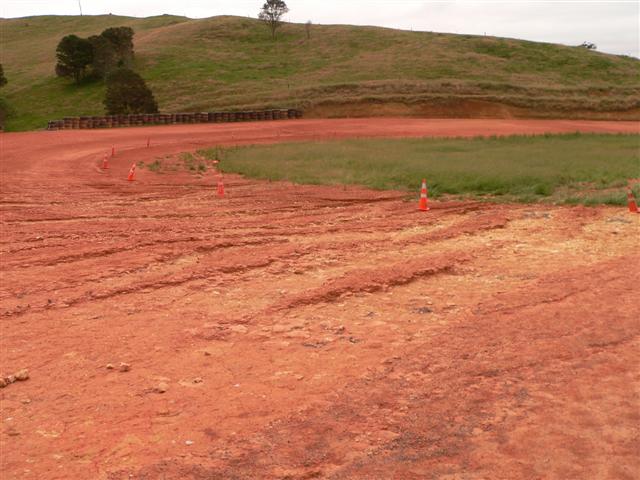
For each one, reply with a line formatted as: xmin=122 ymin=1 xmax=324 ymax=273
xmin=2 ymin=1 xmax=638 ymax=57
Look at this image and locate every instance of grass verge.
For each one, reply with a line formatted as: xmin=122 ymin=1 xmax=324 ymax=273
xmin=200 ymin=133 xmax=640 ymax=205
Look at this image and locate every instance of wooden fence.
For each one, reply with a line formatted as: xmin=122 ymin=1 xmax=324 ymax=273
xmin=46 ymin=109 xmax=303 ymax=130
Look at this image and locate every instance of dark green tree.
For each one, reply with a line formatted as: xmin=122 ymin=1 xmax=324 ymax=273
xmin=55 ymin=35 xmax=94 ymax=82
xmin=0 ymin=64 xmax=7 ymax=87
xmin=258 ymin=0 xmax=289 ymax=39
xmin=100 ymin=27 xmax=134 ymax=65
xmin=89 ymin=27 xmax=134 ymax=79
xmin=89 ymin=34 xmax=119 ymax=78
xmin=104 ymin=68 xmax=158 ymax=114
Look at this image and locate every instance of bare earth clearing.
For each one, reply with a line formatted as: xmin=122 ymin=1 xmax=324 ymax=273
xmin=1 ymin=119 xmax=639 ymax=479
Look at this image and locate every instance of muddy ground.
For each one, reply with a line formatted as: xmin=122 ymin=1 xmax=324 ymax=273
xmin=1 ymin=119 xmax=639 ymax=479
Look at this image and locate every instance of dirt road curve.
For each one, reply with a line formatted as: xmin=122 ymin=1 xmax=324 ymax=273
xmin=1 ymin=118 xmax=639 ymax=479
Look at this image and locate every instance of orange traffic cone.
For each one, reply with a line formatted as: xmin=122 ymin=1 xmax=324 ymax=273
xmin=418 ymin=179 xmax=429 ymax=211
xmin=127 ymin=164 xmax=136 ymax=181
xmin=217 ymin=179 xmax=225 ymax=197
xmin=111 ymin=145 xmax=115 ymax=157
xmin=102 ymin=154 xmax=109 ymax=169
xmin=627 ymin=187 xmax=639 ymax=213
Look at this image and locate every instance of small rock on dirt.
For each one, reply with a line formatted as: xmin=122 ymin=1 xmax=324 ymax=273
xmin=606 ymin=217 xmax=631 ymax=224
xmin=193 ymin=377 xmax=203 ymax=384
xmin=155 ymin=382 xmax=169 ymax=393
xmin=284 ymin=330 xmax=310 ymax=339
xmin=106 ymin=363 xmax=115 ymax=370
xmin=119 ymin=363 xmax=131 ymax=372
xmin=413 ymin=307 xmax=432 ymax=314
xmin=15 ymin=369 xmax=29 ymax=381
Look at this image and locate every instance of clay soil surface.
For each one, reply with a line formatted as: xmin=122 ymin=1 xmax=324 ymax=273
xmin=1 ymin=118 xmax=639 ymax=479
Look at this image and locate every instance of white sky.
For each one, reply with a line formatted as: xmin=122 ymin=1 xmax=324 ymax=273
xmin=2 ymin=1 xmax=639 ymax=57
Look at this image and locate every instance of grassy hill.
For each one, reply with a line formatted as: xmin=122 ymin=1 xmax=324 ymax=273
xmin=1 ymin=14 xmax=639 ymax=131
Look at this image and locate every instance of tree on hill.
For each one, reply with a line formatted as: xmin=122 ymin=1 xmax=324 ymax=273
xmin=55 ymin=35 xmax=94 ymax=83
xmin=89 ymin=34 xmax=120 ymax=78
xmin=0 ymin=64 xmax=7 ymax=87
xmin=258 ymin=0 xmax=289 ymax=39
xmin=100 ymin=27 xmax=134 ymax=65
xmin=56 ymin=27 xmax=135 ymax=81
xmin=104 ymin=68 xmax=158 ymax=114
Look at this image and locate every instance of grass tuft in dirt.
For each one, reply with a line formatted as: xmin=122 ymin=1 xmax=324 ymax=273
xmin=201 ymin=133 xmax=640 ymax=205
xmin=180 ymin=152 xmax=212 ymax=173
xmin=147 ymin=159 xmax=162 ymax=172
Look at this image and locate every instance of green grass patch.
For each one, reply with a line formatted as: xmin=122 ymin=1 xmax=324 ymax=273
xmin=147 ymin=159 xmax=162 ymax=172
xmin=201 ymin=133 xmax=640 ymax=205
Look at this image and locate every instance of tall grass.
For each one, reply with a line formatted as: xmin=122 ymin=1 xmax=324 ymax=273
xmin=201 ymin=133 xmax=640 ymax=204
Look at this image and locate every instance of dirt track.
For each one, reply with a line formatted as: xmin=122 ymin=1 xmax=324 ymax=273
xmin=1 ymin=118 xmax=639 ymax=479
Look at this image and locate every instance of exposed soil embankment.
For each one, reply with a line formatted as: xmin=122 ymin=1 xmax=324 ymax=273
xmin=306 ymin=98 xmax=640 ymax=120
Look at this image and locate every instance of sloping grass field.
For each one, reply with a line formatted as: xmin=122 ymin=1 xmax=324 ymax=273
xmin=202 ymin=133 xmax=640 ymax=205
xmin=1 ymin=15 xmax=639 ymax=130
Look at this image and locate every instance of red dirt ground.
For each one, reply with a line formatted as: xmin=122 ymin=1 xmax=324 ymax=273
xmin=1 ymin=118 xmax=639 ymax=479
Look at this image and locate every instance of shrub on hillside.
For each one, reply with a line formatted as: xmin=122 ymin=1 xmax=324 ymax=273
xmin=0 ymin=97 xmax=16 ymax=128
xmin=0 ymin=64 xmax=7 ymax=88
xmin=104 ymin=68 xmax=158 ymax=114
xmin=305 ymin=20 xmax=312 ymax=40
xmin=0 ymin=64 xmax=11 ymax=130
